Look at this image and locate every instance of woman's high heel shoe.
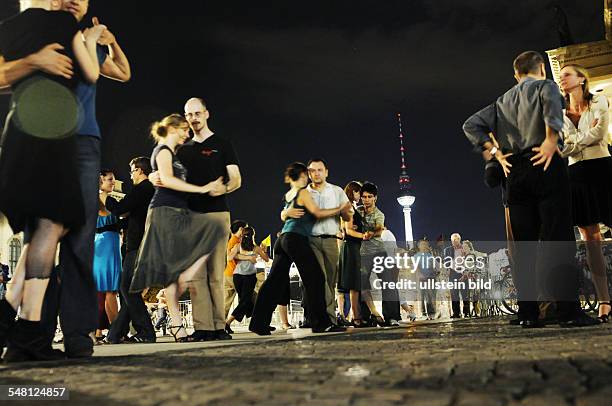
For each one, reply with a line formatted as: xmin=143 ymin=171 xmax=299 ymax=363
xmin=351 ymin=319 xmax=367 ymax=328
xmin=598 ymin=301 xmax=611 ymax=323
xmin=169 ymin=325 xmax=189 ymax=342
xmin=369 ymin=314 xmax=385 ymax=327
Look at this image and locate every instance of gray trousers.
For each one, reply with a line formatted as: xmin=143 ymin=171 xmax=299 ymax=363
xmin=309 ymin=237 xmax=340 ymax=323
xmin=188 ymin=211 xmax=230 ymax=331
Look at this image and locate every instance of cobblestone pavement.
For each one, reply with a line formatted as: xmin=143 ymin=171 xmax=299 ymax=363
xmin=1 ymin=316 xmax=612 ymax=405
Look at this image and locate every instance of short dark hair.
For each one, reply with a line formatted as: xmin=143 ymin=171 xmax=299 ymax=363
xmin=307 ymin=158 xmax=328 ymax=169
xmin=361 ymin=182 xmax=378 ymax=196
xmin=285 ymin=162 xmax=308 ymax=181
xmin=129 ymin=156 xmax=152 ymax=176
xmin=230 ymin=219 xmax=247 ymax=234
xmin=100 ymin=168 xmax=114 ymax=177
xmin=513 ymin=51 xmax=545 ymax=75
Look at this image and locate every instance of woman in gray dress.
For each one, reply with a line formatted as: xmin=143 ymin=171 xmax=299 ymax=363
xmin=131 ymin=114 xmax=225 ymax=342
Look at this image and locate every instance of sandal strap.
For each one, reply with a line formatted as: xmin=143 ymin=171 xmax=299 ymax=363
xmin=168 ymin=325 xmax=185 ymax=335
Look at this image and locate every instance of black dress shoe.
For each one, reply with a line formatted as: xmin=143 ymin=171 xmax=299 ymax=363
xmin=188 ymin=330 xmax=216 ymax=342
xmin=559 ymin=313 xmax=600 ymax=328
xmin=3 ymin=319 xmax=66 ymax=363
xmin=450 ymin=314 xmax=461 ymax=319
xmin=0 ymin=299 xmax=17 ymax=349
xmin=248 ymin=326 xmax=272 ymax=336
xmin=224 ymin=324 xmax=234 ymax=335
xmin=508 ymin=318 xmax=522 ymax=326
xmin=299 ymin=320 xmax=311 ymax=329
xmin=312 ymin=324 xmax=347 ymax=333
xmin=521 ymin=319 xmax=545 ymax=329
xmin=268 ymin=326 xmax=276 ymax=332
xmin=214 ymin=329 xmax=232 ymax=340
xmin=125 ymin=335 xmax=156 ymax=343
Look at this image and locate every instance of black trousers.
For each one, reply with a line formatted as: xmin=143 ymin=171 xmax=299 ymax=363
xmin=449 ymin=270 xmax=470 ymax=316
xmin=232 ymin=273 xmax=257 ymax=322
xmin=41 ymin=136 xmax=100 ymax=352
xmin=250 ymin=233 xmax=329 ymax=330
xmin=381 ymin=266 xmax=401 ymax=322
xmin=507 ymin=153 xmax=580 ymax=321
xmin=107 ymin=250 xmax=156 ymax=342
xmin=358 ymin=261 xmax=401 ymax=322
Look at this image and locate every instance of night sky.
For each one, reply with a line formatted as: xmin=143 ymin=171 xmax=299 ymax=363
xmin=0 ymin=0 xmax=605 ymax=244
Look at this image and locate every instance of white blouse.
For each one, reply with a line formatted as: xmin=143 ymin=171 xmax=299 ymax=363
xmin=561 ymin=93 xmax=611 ymax=165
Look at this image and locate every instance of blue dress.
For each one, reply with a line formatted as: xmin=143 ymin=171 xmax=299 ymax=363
xmin=93 ymin=213 xmax=122 ymax=292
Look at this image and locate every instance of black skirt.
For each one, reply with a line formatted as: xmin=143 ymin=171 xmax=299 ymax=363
xmin=0 ymin=120 xmax=84 ymax=233
xmin=569 ymin=156 xmax=612 ymax=228
xmin=338 ymin=239 xmax=362 ymax=292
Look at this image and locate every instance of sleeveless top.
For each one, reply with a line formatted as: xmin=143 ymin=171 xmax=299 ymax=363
xmin=234 ymin=252 xmax=257 ymax=276
xmin=281 ymin=187 xmax=315 ymax=237
xmin=344 ymin=204 xmax=364 ymax=242
xmin=149 ymin=144 xmax=189 ymax=209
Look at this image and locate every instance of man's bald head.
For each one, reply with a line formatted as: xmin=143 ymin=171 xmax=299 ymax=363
xmin=184 ymin=97 xmax=206 ymax=111
xmin=184 ymin=97 xmax=209 ymax=134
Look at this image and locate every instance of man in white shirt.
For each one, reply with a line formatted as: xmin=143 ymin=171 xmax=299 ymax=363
xmin=284 ymin=159 xmax=352 ymax=325
xmin=307 ymin=159 xmax=354 ymax=324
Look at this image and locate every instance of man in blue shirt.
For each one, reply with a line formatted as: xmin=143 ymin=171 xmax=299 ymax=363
xmin=463 ymin=51 xmax=597 ymax=328
xmin=40 ymin=0 xmax=132 ymax=357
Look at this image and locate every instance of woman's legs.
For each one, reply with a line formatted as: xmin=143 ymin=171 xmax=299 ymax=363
xmin=284 ymin=234 xmax=333 ymax=330
xmin=278 ymin=305 xmax=292 ymax=328
xmin=579 ymin=225 xmax=611 ymax=317
xmin=181 ymin=254 xmax=210 ymax=294
xmin=250 ymin=237 xmax=292 ymax=333
xmin=4 ymin=245 xmax=28 ymax=310
xmin=2 ymin=219 xmax=66 ymax=361
xmin=104 ymin=292 xmax=119 ymax=324
xmin=228 ymin=274 xmax=257 ymax=325
xmin=164 ymin=282 xmax=187 ymax=339
xmin=337 ymin=292 xmax=346 ymax=319
xmin=349 ymin=290 xmax=361 ymax=320
xmin=361 ymin=290 xmax=382 ymax=318
xmin=20 ymin=219 xmax=66 ymax=321
xmin=227 ymin=274 xmax=243 ymax=326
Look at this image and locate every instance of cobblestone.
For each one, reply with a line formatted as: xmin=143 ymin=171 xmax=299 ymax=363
xmin=1 ymin=316 xmax=611 ymax=405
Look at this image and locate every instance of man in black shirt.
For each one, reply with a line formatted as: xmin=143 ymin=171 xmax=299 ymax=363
xmin=180 ymin=97 xmax=241 ymax=341
xmin=105 ymin=157 xmax=156 ymax=343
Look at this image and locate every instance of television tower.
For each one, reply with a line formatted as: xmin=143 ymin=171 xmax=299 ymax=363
xmin=395 ymin=113 xmax=415 ymax=245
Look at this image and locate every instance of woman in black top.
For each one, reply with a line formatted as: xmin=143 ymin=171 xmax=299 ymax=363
xmin=0 ymin=5 xmax=105 ymax=362
xmin=337 ymin=181 xmax=367 ymax=327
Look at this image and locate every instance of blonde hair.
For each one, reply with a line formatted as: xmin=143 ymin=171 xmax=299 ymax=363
xmin=561 ymin=64 xmax=594 ymax=107
xmin=150 ymin=114 xmax=189 ymax=143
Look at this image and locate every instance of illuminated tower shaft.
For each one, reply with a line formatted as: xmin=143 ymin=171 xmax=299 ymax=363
xmin=395 ymin=113 xmax=415 ymax=245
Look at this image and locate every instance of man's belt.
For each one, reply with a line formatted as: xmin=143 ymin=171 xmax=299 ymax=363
xmin=312 ymin=234 xmax=340 ymax=239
